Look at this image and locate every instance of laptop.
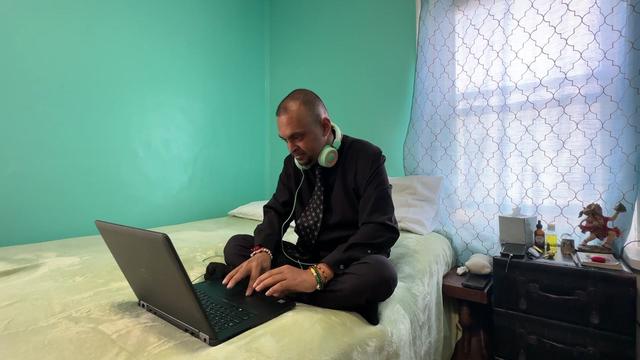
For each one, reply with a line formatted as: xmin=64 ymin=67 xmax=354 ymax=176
xmin=95 ymin=220 xmax=295 ymax=346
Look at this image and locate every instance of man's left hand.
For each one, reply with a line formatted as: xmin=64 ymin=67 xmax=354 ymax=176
xmin=253 ymin=265 xmax=316 ymax=297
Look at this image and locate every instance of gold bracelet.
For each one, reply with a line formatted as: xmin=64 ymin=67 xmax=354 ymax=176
xmin=309 ymin=266 xmax=324 ymax=290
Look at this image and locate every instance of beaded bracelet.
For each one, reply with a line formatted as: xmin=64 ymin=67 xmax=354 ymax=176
xmin=309 ymin=265 xmax=324 ymax=290
xmin=250 ymin=245 xmax=273 ymax=260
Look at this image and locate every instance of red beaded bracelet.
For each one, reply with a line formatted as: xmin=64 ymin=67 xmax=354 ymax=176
xmin=250 ymin=245 xmax=273 ymax=260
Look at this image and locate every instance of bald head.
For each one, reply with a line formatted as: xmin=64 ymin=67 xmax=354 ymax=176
xmin=276 ymin=88 xmax=328 ymax=124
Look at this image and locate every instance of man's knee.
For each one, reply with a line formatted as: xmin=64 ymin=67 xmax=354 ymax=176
xmin=365 ymin=255 xmax=398 ymax=300
xmin=223 ymin=234 xmax=254 ymax=265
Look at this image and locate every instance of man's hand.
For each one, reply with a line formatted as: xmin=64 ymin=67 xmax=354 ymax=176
xmin=253 ymin=265 xmax=317 ymax=297
xmin=222 ymin=252 xmax=271 ymax=296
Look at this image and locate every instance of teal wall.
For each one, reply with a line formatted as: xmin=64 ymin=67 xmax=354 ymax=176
xmin=0 ymin=0 xmax=269 ymax=246
xmin=267 ymin=0 xmax=417 ymax=188
xmin=1 ymin=0 xmax=416 ymax=247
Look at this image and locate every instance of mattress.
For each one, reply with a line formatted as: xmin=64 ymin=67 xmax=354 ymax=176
xmin=0 ymin=216 xmax=455 ymax=359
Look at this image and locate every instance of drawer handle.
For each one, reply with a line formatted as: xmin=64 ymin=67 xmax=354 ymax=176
xmin=526 ymin=334 xmax=597 ymax=358
xmin=527 ymin=283 xmax=587 ymax=301
xmin=524 ymin=285 xmax=600 ymax=325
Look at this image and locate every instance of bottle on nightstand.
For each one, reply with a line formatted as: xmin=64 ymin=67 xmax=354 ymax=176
xmin=534 ymin=220 xmax=545 ymax=249
xmin=546 ymin=223 xmax=558 ymax=248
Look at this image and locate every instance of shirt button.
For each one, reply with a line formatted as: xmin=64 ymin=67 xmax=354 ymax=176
xmin=367 ymin=250 xmax=371 ymax=254
xmin=339 ymin=264 xmax=344 ymax=270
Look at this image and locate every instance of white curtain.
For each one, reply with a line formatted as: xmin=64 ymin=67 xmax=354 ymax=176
xmin=405 ymin=0 xmax=640 ymax=262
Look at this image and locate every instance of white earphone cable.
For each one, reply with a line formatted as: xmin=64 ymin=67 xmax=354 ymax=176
xmin=280 ymin=167 xmax=315 ymax=268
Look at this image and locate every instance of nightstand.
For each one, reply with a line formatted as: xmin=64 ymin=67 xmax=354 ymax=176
xmin=492 ymin=255 xmax=636 ymax=359
xmin=443 ymin=268 xmax=493 ymax=360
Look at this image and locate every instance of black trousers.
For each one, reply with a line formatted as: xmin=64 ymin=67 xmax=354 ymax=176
xmin=224 ymin=234 xmax=398 ymax=314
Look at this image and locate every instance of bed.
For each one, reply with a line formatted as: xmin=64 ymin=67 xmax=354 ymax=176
xmin=1 ymin=209 xmax=455 ymax=359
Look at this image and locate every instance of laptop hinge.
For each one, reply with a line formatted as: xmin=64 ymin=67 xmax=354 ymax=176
xmin=138 ymin=300 xmax=210 ymax=344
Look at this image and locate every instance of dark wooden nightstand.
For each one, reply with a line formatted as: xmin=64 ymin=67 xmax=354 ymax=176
xmin=443 ymin=268 xmax=493 ymax=360
xmin=492 ymin=255 xmax=636 ymax=359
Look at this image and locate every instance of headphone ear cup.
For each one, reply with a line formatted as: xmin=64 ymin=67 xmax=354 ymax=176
xmin=317 ymin=145 xmax=338 ymax=168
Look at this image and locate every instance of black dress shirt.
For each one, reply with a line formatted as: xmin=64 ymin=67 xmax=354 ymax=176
xmin=254 ymin=134 xmax=399 ymax=273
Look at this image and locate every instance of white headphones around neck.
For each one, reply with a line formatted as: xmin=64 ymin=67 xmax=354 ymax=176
xmin=294 ymin=123 xmax=343 ymax=170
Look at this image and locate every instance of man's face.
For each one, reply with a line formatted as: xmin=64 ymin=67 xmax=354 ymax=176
xmin=277 ymin=103 xmax=329 ymax=167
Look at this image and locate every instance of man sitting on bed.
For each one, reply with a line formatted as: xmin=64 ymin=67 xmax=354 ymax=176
xmin=221 ymin=88 xmax=399 ymax=325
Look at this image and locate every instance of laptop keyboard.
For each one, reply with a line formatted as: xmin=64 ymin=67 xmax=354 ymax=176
xmin=194 ymin=287 xmax=256 ymax=332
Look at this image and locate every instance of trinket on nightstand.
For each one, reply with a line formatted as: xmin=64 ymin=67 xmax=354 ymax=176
xmin=577 ymin=202 xmax=627 ymax=253
xmin=560 ymin=237 xmax=575 ymax=256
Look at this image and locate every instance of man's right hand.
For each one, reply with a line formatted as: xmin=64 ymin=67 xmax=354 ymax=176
xmin=222 ymin=252 xmax=271 ymax=296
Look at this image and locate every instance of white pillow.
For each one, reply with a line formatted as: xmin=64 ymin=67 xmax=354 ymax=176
xmin=228 ymin=174 xmax=443 ymax=235
xmin=389 ymin=175 xmax=442 ymax=235
xmin=227 ymin=200 xmax=267 ymax=222
xmin=228 ymin=200 xmax=295 ymax=228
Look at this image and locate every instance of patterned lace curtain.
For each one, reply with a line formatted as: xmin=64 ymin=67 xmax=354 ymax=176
xmin=405 ymin=0 xmax=640 ymax=263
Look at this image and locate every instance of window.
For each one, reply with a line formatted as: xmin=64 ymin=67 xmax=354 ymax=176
xmin=407 ymin=0 xmax=640 ymax=261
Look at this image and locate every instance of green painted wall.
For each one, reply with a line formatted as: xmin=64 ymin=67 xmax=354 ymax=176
xmin=267 ymin=0 xmax=417 ymax=188
xmin=0 ymin=0 xmax=269 ymax=246
xmin=1 ymin=0 xmax=417 ymax=247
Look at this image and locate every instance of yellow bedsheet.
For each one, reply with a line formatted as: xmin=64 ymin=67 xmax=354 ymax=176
xmin=0 ymin=216 xmax=455 ymax=359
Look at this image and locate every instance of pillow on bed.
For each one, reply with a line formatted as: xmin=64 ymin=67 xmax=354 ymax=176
xmin=228 ymin=200 xmax=296 ymax=227
xmin=389 ymin=175 xmax=442 ymax=235
xmin=228 ymin=175 xmax=443 ymax=235
xmin=228 ymin=200 xmax=267 ymax=221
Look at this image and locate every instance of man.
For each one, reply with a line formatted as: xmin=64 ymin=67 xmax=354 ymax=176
xmin=221 ymin=89 xmax=399 ymax=324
